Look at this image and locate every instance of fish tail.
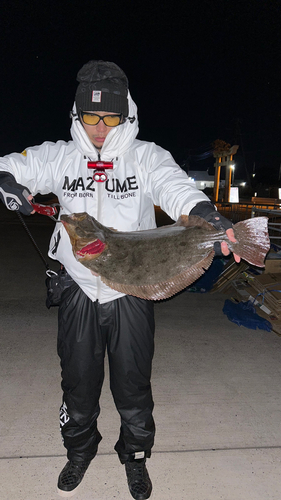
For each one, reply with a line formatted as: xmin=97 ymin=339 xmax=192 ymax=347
xmin=232 ymin=217 xmax=270 ymax=267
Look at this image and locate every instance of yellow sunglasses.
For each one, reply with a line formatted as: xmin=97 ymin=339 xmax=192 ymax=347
xmin=80 ymin=112 xmax=123 ymax=127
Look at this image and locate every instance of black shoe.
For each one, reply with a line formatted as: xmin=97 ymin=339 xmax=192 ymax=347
xmin=57 ymin=460 xmax=91 ymax=497
xmin=125 ymin=459 xmax=152 ymax=500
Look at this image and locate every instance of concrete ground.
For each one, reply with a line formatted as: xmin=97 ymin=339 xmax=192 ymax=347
xmin=1 ymin=206 xmax=281 ymax=500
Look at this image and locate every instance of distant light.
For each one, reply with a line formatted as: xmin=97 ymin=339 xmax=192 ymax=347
xmin=240 ymin=182 xmax=246 ymax=187
xmin=252 ymin=173 xmax=256 ymax=177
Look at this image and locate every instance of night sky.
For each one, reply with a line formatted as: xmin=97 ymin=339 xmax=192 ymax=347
xmin=1 ymin=0 xmax=281 ymax=186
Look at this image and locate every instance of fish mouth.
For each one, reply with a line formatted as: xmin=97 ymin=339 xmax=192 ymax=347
xmin=76 ymin=239 xmax=106 ymax=258
xmin=61 ymin=213 xmax=87 ymax=225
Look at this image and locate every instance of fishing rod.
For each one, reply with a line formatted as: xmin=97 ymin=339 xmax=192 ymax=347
xmin=16 ymin=201 xmax=72 ymax=308
xmin=16 ymin=201 xmax=60 ymax=276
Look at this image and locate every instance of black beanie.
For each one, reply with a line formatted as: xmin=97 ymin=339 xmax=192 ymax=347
xmin=75 ymin=60 xmax=129 ymax=117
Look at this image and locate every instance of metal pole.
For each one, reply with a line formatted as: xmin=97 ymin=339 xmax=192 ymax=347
xmin=213 ymin=157 xmax=221 ymax=202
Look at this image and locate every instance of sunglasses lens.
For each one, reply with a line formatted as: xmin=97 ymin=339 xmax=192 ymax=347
xmin=82 ymin=113 xmax=100 ymax=125
xmin=103 ymin=115 xmax=122 ymax=127
xmin=81 ymin=113 xmax=122 ymax=127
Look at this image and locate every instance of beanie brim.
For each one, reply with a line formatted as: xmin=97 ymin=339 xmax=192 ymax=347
xmin=76 ymin=88 xmax=128 ymax=116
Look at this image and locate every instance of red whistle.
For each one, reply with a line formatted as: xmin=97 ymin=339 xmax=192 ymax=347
xmin=87 ymin=161 xmax=113 ymax=169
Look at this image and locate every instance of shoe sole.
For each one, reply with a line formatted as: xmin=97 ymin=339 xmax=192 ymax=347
xmin=58 ymin=483 xmax=153 ymax=499
xmin=57 ymin=483 xmax=81 ymax=498
xmin=127 ymin=484 xmax=153 ymax=500
xmin=129 ymin=492 xmax=153 ymax=500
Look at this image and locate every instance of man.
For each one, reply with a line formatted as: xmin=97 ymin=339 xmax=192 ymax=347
xmin=0 ymin=60 xmax=238 ymax=499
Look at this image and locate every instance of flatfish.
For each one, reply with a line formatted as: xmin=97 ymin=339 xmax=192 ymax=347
xmin=61 ymin=213 xmax=270 ymax=300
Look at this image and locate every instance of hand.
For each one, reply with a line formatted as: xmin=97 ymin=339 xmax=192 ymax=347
xmin=27 ymin=194 xmax=35 ymax=214
xmin=220 ymin=228 xmax=240 ymax=263
xmin=189 ymin=203 xmax=240 ymax=262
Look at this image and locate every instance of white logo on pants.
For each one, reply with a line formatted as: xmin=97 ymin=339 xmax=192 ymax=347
xmin=60 ymin=401 xmax=70 ymax=429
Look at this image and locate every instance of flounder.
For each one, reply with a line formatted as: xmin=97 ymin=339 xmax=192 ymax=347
xmin=61 ymin=213 xmax=270 ymax=301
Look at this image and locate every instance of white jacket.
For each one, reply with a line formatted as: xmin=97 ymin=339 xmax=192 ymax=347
xmin=0 ymin=93 xmax=209 ymax=303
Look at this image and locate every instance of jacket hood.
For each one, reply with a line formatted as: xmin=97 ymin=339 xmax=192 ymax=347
xmin=70 ymin=91 xmax=139 ymax=161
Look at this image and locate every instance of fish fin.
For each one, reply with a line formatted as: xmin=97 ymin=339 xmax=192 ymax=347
xmin=232 ymin=217 xmax=270 ymax=267
xmin=175 ymin=214 xmax=217 ymax=231
xmin=100 ymin=250 xmax=215 ymax=301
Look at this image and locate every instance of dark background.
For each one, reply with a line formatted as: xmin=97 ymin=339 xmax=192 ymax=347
xmin=1 ymin=0 xmax=280 ymax=187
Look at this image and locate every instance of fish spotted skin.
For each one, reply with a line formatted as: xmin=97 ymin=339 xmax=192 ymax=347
xmin=60 ymin=213 xmax=270 ymax=301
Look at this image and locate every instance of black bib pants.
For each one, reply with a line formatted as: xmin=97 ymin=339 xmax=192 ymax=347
xmin=57 ymin=282 xmax=155 ymax=464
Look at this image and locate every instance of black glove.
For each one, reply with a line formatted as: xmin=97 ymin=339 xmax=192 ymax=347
xmin=190 ymin=201 xmax=233 ymax=257
xmin=190 ymin=201 xmax=232 ymax=231
xmin=0 ymin=172 xmax=33 ymax=215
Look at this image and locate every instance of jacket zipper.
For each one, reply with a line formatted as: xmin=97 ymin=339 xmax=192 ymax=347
xmin=96 ymin=152 xmax=102 ymax=301
xmin=94 ymin=152 xmax=115 ymax=302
